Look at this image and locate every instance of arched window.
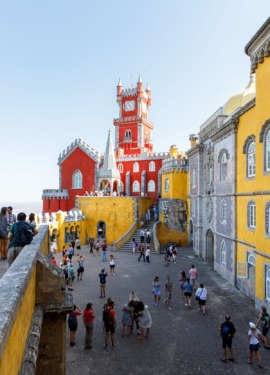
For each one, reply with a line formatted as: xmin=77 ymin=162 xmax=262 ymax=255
xmin=221 ymin=201 xmax=226 ymax=223
xmin=221 ymin=242 xmax=226 ymax=266
xmin=265 ymin=202 xmax=270 ymax=236
xmin=124 ymin=130 xmax=132 ymax=141
xmin=118 ymin=163 xmax=123 ymax=173
xmin=220 ymin=153 xmax=227 ymax=181
xmin=247 ymin=200 xmax=256 ymax=229
xmin=266 ymin=268 xmax=270 ymax=301
xmin=132 ymin=180 xmax=140 ymax=192
xmin=266 ymin=130 xmax=270 ymax=172
xmin=247 ymin=141 xmax=256 ymax=177
xmin=149 ymin=161 xmax=155 ymax=171
xmin=192 ymin=168 xmax=196 ymax=188
xmin=165 ymin=178 xmax=169 ymax=192
xmin=72 ymin=170 xmax=82 ymax=189
xmin=148 ymin=180 xmax=155 ymax=192
xmin=248 ymin=253 xmax=256 ymax=266
xmin=133 ymin=162 xmax=139 ymax=173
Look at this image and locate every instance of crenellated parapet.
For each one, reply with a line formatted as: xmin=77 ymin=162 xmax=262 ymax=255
xmin=117 ymin=151 xmax=169 ymax=162
xmin=57 ymin=138 xmax=101 ymax=165
xmin=161 ymin=157 xmax=189 ymax=173
xmin=42 ymin=189 xmax=69 ymax=199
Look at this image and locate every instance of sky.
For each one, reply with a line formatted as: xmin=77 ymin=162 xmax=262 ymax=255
xmin=1 ymin=0 xmax=270 ymax=203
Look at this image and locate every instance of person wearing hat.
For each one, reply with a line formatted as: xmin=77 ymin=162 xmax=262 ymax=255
xmin=247 ymin=322 xmax=263 ymax=368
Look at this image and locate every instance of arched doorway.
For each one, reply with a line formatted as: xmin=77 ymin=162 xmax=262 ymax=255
xmin=97 ymin=221 xmax=106 ymax=240
xmin=189 ymin=219 xmax=193 ymax=248
xmin=206 ymin=229 xmax=214 ymax=262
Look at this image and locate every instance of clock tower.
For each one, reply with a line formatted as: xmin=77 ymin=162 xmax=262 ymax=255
xmin=113 ymin=76 xmax=153 ymax=157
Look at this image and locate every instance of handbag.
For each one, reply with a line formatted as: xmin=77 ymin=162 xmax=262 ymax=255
xmin=195 ymin=288 xmax=204 ymax=301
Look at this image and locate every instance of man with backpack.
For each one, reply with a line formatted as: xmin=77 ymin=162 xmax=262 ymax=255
xmin=219 ymin=315 xmax=236 ymax=362
xmin=256 ymin=306 xmax=270 ymax=349
xmin=103 ymin=300 xmax=116 ymax=350
xmin=7 ymin=212 xmax=38 ymax=266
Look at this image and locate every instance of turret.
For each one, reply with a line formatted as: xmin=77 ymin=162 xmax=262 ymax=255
xmin=117 ymin=78 xmax=123 ymax=103
xmin=146 ymin=83 xmax=152 ymax=106
xmin=169 ymin=145 xmax=179 ymax=158
xmin=189 ymin=134 xmax=198 ymax=148
xmin=137 ymin=75 xmax=144 ymax=98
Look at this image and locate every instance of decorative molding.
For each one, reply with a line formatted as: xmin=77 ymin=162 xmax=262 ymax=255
xmin=243 ymin=135 xmax=255 ymax=154
xmin=259 ymin=119 xmax=270 ymax=142
xmin=236 ymin=191 xmax=270 ymax=196
xmin=206 ymin=197 xmax=213 ymax=222
xmin=217 ymin=148 xmax=230 ymax=163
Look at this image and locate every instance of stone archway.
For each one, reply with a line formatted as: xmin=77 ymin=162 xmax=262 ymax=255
xmin=97 ymin=221 xmax=106 ymax=240
xmin=206 ymin=229 xmax=214 ymax=262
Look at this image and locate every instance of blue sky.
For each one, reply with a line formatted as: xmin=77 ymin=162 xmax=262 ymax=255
xmin=0 ymin=1 xmax=270 ymax=204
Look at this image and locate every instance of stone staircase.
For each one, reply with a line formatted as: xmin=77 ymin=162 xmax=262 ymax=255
xmin=119 ymin=218 xmax=157 ymax=254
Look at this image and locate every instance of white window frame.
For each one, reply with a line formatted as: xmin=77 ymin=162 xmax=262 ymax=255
xmin=192 ymin=168 xmax=196 ymax=188
xmin=149 ymin=161 xmax=155 ymax=172
xmin=266 ymin=131 xmax=270 ymax=172
xmin=132 ymin=180 xmax=140 ymax=192
xmin=247 ymin=141 xmax=256 ymax=177
xmin=118 ymin=163 xmax=123 ymax=173
xmin=220 ymin=153 xmax=227 ymax=181
xmin=148 ymin=180 xmax=155 ymax=192
xmin=133 ymin=162 xmax=139 ymax=173
xmin=221 ymin=201 xmax=227 ymax=224
xmin=266 ymin=268 xmax=270 ymax=301
xmin=72 ymin=170 xmax=82 ymax=189
xmin=165 ymin=178 xmax=169 ymax=192
xmin=248 ymin=200 xmax=256 ymax=229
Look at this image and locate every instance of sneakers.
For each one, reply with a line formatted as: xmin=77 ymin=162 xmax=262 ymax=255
xmin=185 ymin=303 xmax=188 ymax=307
xmin=103 ymin=345 xmax=108 ymax=350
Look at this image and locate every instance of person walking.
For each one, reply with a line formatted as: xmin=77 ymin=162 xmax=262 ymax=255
xmin=75 ymin=237 xmax=81 ymax=256
xmin=109 ymin=255 xmax=116 ymax=275
xmin=68 ymin=304 xmax=82 ymax=347
xmin=256 ymin=306 xmax=270 ymax=349
xmin=152 ymin=276 xmax=161 ymax=306
xmin=99 ymin=268 xmax=107 ymax=298
xmin=138 ymin=244 xmax=146 ymax=262
xmin=247 ymin=322 xmax=263 ymax=368
xmin=178 ymin=270 xmax=186 ymax=299
xmin=183 ymin=277 xmax=193 ymax=308
xmin=101 ymin=241 xmax=107 ymax=262
xmin=77 ymin=255 xmax=85 ymax=280
xmin=195 ymin=283 xmax=207 ymax=315
xmin=145 ymin=246 xmax=150 ymax=264
xmin=0 ymin=207 xmax=9 ymax=260
xmin=68 ymin=244 xmax=74 ymax=261
xmin=103 ymin=300 xmax=116 ymax=350
xmin=89 ymin=238 xmax=94 ymax=254
xmin=219 ymin=315 xmax=236 ymax=362
xmin=131 ymin=238 xmax=137 ymax=253
xmin=164 ymin=276 xmax=173 ymax=309
xmin=140 ymin=229 xmax=145 ymax=244
xmin=146 ymin=229 xmax=151 ymax=244
xmin=67 ymin=263 xmax=75 ymax=291
xmin=189 ymin=264 xmax=198 ymax=290
xmin=95 ymin=240 xmax=101 ymax=256
xmin=83 ymin=303 xmax=95 ymax=349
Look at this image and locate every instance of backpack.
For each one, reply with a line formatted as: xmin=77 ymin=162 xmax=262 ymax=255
xmin=221 ymin=324 xmax=230 ymax=337
xmin=103 ymin=308 xmax=112 ymax=324
xmin=68 ymin=314 xmax=77 ymax=330
xmin=262 ymin=313 xmax=270 ymax=328
xmin=16 ymin=222 xmax=33 ymax=246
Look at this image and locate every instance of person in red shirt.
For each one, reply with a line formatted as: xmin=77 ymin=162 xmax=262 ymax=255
xmin=103 ymin=300 xmax=116 ymax=349
xmin=83 ymin=303 xmax=96 ymax=349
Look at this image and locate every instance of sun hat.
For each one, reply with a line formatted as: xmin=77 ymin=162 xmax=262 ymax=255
xmin=249 ymin=322 xmax=256 ymax=329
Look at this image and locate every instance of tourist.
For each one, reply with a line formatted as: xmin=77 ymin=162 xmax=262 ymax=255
xmin=95 ymin=239 xmax=101 ymax=256
xmin=189 ymin=264 xmax=198 ymax=290
xmin=51 ymin=255 xmax=57 ymax=265
xmin=183 ymin=277 xmax=193 ymax=308
xmin=139 ymin=304 xmax=152 ymax=340
xmin=178 ymin=270 xmax=186 ymax=299
xmin=68 ymin=304 xmax=82 ymax=347
xmin=68 ymin=244 xmax=74 ymax=260
xmin=103 ymin=300 xmax=116 ymax=349
xmin=121 ymin=300 xmax=133 ymax=337
xmin=77 ymin=255 xmax=85 ymax=280
xmin=131 ymin=238 xmax=137 ymax=253
xmin=172 ymin=246 xmax=177 ymax=264
xmin=195 ymin=283 xmax=207 ymax=315
xmin=140 ymin=214 xmax=144 ymax=228
xmin=89 ymin=238 xmax=94 ymax=254
xmin=138 ymin=244 xmax=145 ymax=262
xmin=27 ymin=213 xmax=37 ymax=230
xmin=146 ymin=229 xmax=151 ymax=244
xmin=145 ymin=246 xmax=150 ymax=264
xmin=256 ymin=306 xmax=270 ymax=349
xmin=164 ymin=275 xmax=173 ymax=309
xmin=67 ymin=263 xmax=75 ymax=291
xmin=101 ymin=241 xmax=107 ymax=262
xmin=7 ymin=212 xmax=38 ymax=266
xmin=6 ymin=206 xmax=16 ymax=228
xmin=219 ymin=315 xmax=236 ymax=362
xmin=71 ymin=238 xmax=75 ymax=250
xmin=0 ymin=207 xmax=9 ymax=260
xmin=50 ymin=242 xmax=55 ymax=255
xmin=83 ymin=302 xmax=95 ymax=349
xmin=109 ymin=255 xmax=115 ymax=275
xmin=154 ymin=207 xmax=159 ymax=221
xmin=75 ymin=237 xmax=81 ymax=255
xmin=140 ymin=228 xmax=145 ymax=243
xmin=99 ymin=268 xmax=107 ymax=298
xmin=62 ymin=245 xmax=66 ymax=257
xmin=152 ymin=276 xmax=161 ymax=306
xmin=247 ymin=322 xmax=263 ymax=368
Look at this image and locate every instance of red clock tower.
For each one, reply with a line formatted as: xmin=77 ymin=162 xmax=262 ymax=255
xmin=114 ymin=76 xmax=153 ymax=157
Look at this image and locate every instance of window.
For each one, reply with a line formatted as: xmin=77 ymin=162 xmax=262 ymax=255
xmin=220 ymin=153 xmax=227 ymax=181
xmin=221 ymin=242 xmax=226 ymax=266
xmin=265 ymin=202 xmax=270 ymax=235
xmin=124 ymin=130 xmax=132 ymax=141
xmin=118 ymin=163 xmax=123 ymax=173
xmin=72 ymin=170 xmax=82 ymax=189
xmin=133 ymin=162 xmax=139 ymax=173
xmin=149 ymin=161 xmax=155 ymax=171
xmin=221 ymin=201 xmax=226 ymax=223
xmin=148 ymin=180 xmax=155 ymax=192
xmin=266 ymin=268 xmax=270 ymax=301
xmin=247 ymin=200 xmax=256 ymax=229
xmin=247 ymin=141 xmax=256 ymax=177
xmin=165 ymin=178 xmax=169 ymax=192
xmin=266 ymin=130 xmax=270 ymax=172
xmin=191 ymin=168 xmax=196 ymax=188
xmin=132 ymin=180 xmax=140 ymax=192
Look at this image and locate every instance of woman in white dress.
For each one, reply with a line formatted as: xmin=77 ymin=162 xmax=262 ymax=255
xmin=139 ymin=304 xmax=152 ymax=340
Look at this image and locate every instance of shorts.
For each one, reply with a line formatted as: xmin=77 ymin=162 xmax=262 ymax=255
xmin=184 ymin=292 xmax=192 ymax=297
xmin=262 ymin=327 xmax=269 ymax=337
xmin=78 ymin=266 xmax=84 ymax=273
xmin=100 ymin=283 xmax=106 ymax=290
xmin=110 ymin=265 xmax=115 ymax=269
xmin=77 ymin=246 xmax=81 ymax=250
xmin=105 ymin=323 xmax=115 ymax=334
xmin=222 ymin=337 xmax=232 ymax=349
xmin=249 ymin=343 xmax=260 ymax=352
xmin=166 ymin=291 xmax=172 ymax=300
xmin=198 ymin=299 xmax=206 ymax=306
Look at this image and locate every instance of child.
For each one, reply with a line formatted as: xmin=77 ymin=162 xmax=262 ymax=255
xmin=110 ymin=255 xmax=115 ymax=275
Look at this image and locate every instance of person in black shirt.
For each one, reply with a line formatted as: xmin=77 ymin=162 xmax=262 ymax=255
xmin=219 ymin=315 xmax=236 ymax=362
xmin=99 ymin=269 xmax=107 ymax=298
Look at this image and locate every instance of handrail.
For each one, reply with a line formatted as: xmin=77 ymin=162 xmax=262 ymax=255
xmin=114 ymin=222 xmax=137 ymax=250
xmin=152 ymin=221 xmax=161 ymax=254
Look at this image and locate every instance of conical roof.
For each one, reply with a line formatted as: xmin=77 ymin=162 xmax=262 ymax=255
xmin=98 ymin=130 xmax=120 ymax=179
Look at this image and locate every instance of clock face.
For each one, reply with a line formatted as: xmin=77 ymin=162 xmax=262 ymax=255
xmin=125 ymin=100 xmax=136 ymax=111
